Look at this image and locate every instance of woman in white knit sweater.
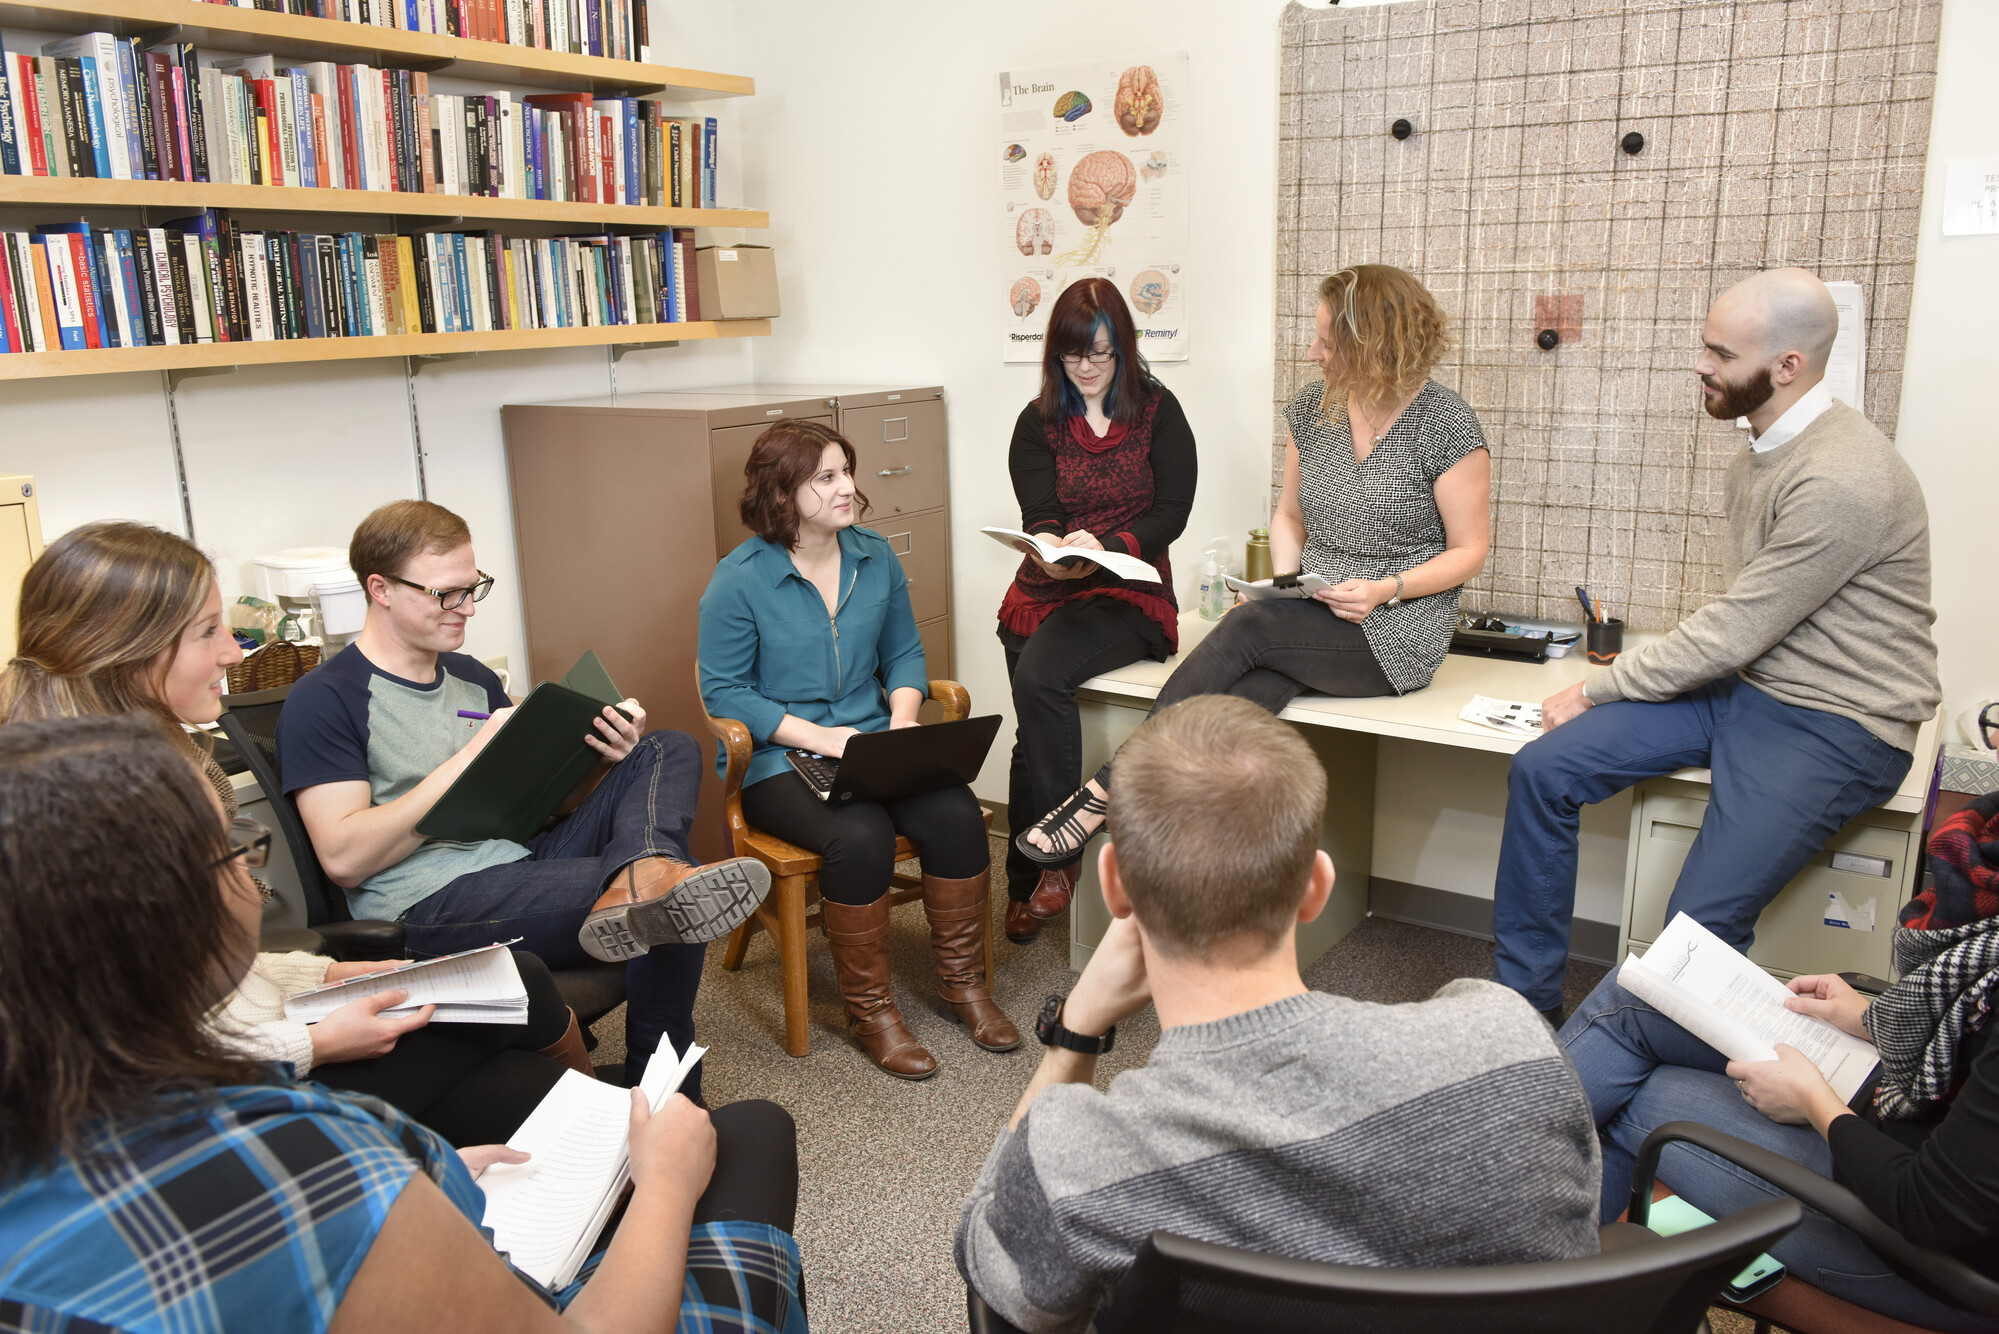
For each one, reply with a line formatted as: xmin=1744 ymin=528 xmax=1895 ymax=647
xmin=0 ymin=521 xmax=590 ymax=1145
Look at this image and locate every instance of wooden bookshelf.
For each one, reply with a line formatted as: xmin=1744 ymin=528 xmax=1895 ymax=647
xmin=0 ymin=176 xmax=768 ymax=228
xmin=0 ymin=318 xmax=771 ymax=379
xmin=0 ymin=0 xmax=751 ymax=98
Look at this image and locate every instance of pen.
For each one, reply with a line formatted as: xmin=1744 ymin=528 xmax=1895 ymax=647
xmin=457 ymin=709 xmax=491 ymax=720
xmin=1574 ymin=585 xmax=1595 ymax=622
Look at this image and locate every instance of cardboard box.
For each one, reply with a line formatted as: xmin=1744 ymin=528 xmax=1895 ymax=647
xmin=693 ymin=245 xmax=780 ymax=321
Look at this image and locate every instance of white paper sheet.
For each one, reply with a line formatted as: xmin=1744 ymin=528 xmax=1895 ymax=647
xmin=1459 ymin=694 xmax=1543 ymax=737
xmin=282 ymin=941 xmax=528 ymax=1024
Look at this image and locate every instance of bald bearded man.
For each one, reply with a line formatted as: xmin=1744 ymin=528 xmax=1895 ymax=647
xmin=1494 ymin=269 xmax=1941 ymax=1025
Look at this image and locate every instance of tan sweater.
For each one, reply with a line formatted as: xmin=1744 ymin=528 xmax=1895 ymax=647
xmin=1584 ymin=402 xmax=1940 ymax=751
xmin=210 ymin=951 xmax=335 ymax=1076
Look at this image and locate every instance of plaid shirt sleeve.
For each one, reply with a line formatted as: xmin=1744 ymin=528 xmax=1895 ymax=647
xmin=0 ymin=1079 xmax=471 ymax=1334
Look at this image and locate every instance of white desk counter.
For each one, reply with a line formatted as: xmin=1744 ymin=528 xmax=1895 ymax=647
xmin=1065 ymin=612 xmax=1939 ymax=977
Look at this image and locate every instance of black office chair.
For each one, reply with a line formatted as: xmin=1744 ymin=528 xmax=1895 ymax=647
xmin=1631 ymin=1121 xmax=1999 ymax=1331
xmin=218 ymin=685 xmax=629 ymax=1032
xmin=966 ymin=1197 xmax=1800 ymax=1334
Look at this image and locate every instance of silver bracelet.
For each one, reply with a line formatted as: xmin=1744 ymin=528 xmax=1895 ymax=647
xmin=1384 ymin=573 xmax=1405 ymax=608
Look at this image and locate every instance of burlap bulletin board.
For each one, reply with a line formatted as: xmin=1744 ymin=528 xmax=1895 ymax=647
xmin=1275 ymin=0 xmax=1940 ymax=629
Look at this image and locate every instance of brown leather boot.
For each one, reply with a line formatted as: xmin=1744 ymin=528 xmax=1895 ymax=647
xmin=820 ymin=894 xmax=937 ymax=1080
xmin=1026 ymin=864 xmax=1077 ymax=920
xmin=535 ymin=1008 xmax=594 ymax=1078
xmin=579 ymin=854 xmax=771 ymax=962
xmin=923 ymin=870 xmax=1022 ymax=1051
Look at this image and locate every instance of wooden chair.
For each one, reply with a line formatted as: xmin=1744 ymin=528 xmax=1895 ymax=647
xmin=701 ymin=678 xmax=994 ymax=1056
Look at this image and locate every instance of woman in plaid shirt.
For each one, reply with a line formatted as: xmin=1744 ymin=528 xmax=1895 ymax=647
xmin=0 ymin=715 xmax=809 ymax=1334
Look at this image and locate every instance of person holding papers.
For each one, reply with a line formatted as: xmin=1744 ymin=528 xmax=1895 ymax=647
xmin=281 ymin=501 xmax=771 ymax=1098
xmin=1561 ymin=799 xmax=1999 ymax=1332
xmin=1018 ymin=264 xmax=1490 ymax=871
xmin=995 ymin=277 xmax=1196 ymax=942
xmin=1493 ymin=269 xmax=1940 ymax=1028
xmin=701 ymin=419 xmax=1019 ymax=1079
xmin=0 ymin=715 xmax=807 ymax=1334
xmin=0 ymin=521 xmax=585 ymax=1146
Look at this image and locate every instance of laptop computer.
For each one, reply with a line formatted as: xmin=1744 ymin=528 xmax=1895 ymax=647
xmin=787 ymin=715 xmax=1003 ymax=804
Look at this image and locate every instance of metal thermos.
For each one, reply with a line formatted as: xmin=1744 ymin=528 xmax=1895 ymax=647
xmin=1245 ymin=528 xmax=1273 ymax=583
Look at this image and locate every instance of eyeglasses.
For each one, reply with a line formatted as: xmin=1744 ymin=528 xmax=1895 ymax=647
xmin=1059 ymin=349 xmax=1117 ymax=367
xmin=385 ymin=571 xmax=495 ymax=611
xmin=213 ymin=817 xmax=272 ymax=870
xmin=1981 ymin=704 xmax=1999 ymax=752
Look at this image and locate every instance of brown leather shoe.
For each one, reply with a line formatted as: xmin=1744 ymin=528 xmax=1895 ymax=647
xmin=820 ymin=894 xmax=937 ymax=1080
xmin=1026 ymin=864 xmax=1076 ymax=921
xmin=923 ymin=870 xmax=1022 ymax=1051
xmin=1004 ymin=898 xmax=1042 ymax=943
xmin=579 ymin=854 xmax=771 ymax=962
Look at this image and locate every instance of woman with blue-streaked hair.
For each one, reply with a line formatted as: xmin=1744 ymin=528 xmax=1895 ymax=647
xmin=993 ymin=275 xmax=1198 ymax=945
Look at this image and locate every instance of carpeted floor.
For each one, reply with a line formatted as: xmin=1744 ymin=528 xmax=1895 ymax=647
xmin=590 ymin=836 xmax=1758 ymax=1333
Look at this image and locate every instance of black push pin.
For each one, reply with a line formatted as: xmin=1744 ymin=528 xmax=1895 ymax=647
xmin=1537 ymin=329 xmax=1561 ymax=351
xmin=1621 ymin=130 xmax=1645 ymax=156
xmin=1391 ymin=118 xmax=1412 ymax=140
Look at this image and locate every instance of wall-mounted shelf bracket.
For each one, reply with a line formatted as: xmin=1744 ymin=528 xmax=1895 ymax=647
xmin=166 ymin=364 xmax=240 ymax=392
xmin=409 ymin=351 xmax=481 ymax=373
xmin=611 ymin=340 xmax=681 ymax=361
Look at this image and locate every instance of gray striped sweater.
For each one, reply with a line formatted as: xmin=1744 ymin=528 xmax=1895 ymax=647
xmin=955 ymin=981 xmax=1601 ymax=1333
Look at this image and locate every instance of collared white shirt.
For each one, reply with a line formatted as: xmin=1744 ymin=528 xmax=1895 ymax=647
xmin=1749 ymin=379 xmax=1833 ymax=452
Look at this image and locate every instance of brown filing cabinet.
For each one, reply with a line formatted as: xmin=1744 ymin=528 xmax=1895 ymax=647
xmin=502 ymin=386 xmax=952 ymax=861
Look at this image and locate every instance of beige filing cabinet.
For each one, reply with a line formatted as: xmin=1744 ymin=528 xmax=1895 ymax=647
xmin=1621 ymin=776 xmax=1924 ymax=981
xmin=0 ymin=475 xmax=44 ymax=661
xmin=502 ymin=386 xmax=952 ymax=862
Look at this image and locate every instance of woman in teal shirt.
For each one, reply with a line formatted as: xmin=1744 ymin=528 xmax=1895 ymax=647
xmin=699 ymin=420 xmax=1020 ymax=1080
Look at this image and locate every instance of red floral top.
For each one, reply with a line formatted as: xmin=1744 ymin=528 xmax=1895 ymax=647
xmin=997 ymin=385 xmax=1197 ymax=652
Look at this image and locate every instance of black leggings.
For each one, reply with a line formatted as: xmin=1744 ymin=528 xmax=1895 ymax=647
xmin=694 ymin=1099 xmax=800 ymax=1231
xmin=740 ymin=771 xmax=989 ymax=905
xmin=1000 ymin=599 xmax=1163 ymax=900
xmin=310 ymin=948 xmax=570 ymax=1147
xmin=1093 ymin=598 xmax=1395 ymax=788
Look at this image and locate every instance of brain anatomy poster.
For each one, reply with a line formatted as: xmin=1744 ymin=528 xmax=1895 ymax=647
xmin=997 ymin=51 xmax=1188 ymax=363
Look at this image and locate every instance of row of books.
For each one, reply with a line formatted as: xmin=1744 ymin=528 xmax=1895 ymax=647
xmin=200 ymin=0 xmax=650 ymax=63
xmin=0 ymin=34 xmax=720 ymax=207
xmin=0 ymin=213 xmax=701 ymax=352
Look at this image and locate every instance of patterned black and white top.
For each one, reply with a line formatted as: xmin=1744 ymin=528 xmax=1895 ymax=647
xmin=1284 ymin=378 xmax=1488 ymax=694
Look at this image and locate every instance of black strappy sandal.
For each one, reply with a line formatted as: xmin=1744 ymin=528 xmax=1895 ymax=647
xmin=1015 ymin=785 xmax=1108 ymax=868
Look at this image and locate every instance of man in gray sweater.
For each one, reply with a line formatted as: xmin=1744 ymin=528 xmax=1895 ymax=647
xmin=1494 ymin=268 xmax=1941 ymax=1026
xmin=956 ymin=696 xmax=1601 ymax=1333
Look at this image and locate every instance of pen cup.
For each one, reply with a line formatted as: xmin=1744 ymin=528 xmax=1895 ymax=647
xmin=1585 ymin=618 xmax=1624 ymax=665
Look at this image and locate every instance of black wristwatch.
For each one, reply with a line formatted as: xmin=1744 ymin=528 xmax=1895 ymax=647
xmin=1037 ymin=993 xmax=1115 ymax=1055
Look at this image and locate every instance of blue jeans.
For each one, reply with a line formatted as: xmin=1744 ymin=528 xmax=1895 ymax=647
xmin=1494 ymin=676 xmax=1910 ymax=1011
xmin=400 ymin=730 xmax=708 ymax=1089
xmin=1561 ymin=974 xmax=1999 ymax=1332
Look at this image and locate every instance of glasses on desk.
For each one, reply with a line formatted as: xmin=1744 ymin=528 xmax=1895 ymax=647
xmin=1981 ymin=703 xmax=1999 ymax=752
xmin=386 ymin=571 xmax=495 ymax=610
xmin=1059 ymin=349 xmax=1117 ymax=367
xmin=213 ymin=817 xmax=272 ymax=870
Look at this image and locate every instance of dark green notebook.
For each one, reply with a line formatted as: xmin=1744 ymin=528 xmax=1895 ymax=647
xmin=414 ymin=652 xmax=624 ymax=846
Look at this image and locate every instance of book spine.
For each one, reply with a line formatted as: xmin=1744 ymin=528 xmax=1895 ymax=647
xmin=0 ymin=37 xmax=17 ymax=177
xmin=411 ymin=233 xmax=436 ymax=333
xmin=84 ymin=42 xmax=127 ymax=179
xmin=175 ymin=46 xmax=208 ymax=182
xmin=27 ymin=238 xmax=59 ymax=349
xmin=88 ymin=230 xmax=122 ymax=346
xmin=161 ymin=231 xmax=193 ymax=342
xmin=39 ymin=235 xmax=83 ymax=348
xmin=0 ymin=236 xmax=21 ymax=352
xmin=413 ymin=72 xmax=432 ymax=192
xmin=337 ymin=69 xmax=360 ymax=190
xmin=362 ymin=233 xmax=383 ymax=334
xmin=49 ymin=59 xmax=80 ymax=178
xmin=168 ymin=62 xmax=193 ymax=183
xmin=290 ymin=70 xmax=314 ymax=187
xmin=295 ymin=232 xmax=321 ymax=337
xmin=176 ymin=232 xmax=211 ymax=341
xmin=395 ymin=234 xmax=419 ymax=332
xmin=239 ymin=231 xmax=268 ymax=340
xmin=198 ymin=219 xmax=227 ymax=341
xmin=12 ymin=57 xmax=44 ymax=176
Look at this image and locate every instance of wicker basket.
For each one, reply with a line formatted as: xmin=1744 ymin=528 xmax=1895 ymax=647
xmin=225 ymin=641 xmax=322 ymax=695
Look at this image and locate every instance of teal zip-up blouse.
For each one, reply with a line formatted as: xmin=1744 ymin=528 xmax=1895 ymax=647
xmin=698 ymin=525 xmax=930 ymax=788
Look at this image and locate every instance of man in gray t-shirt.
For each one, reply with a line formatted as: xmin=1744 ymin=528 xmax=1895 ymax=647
xmin=1493 ymin=269 xmax=1941 ymax=1026
xmin=957 ymin=696 xmax=1598 ymax=1333
xmin=280 ymin=500 xmax=770 ymax=1081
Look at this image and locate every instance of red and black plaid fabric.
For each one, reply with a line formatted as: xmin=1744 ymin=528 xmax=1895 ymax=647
xmin=1906 ymin=792 xmax=1999 ymax=931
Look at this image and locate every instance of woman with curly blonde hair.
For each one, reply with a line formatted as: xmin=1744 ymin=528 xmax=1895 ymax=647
xmin=1020 ymin=263 xmax=1491 ymax=866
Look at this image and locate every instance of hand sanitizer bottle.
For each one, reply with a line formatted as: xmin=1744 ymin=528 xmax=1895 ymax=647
xmin=1199 ymin=552 xmax=1223 ymax=620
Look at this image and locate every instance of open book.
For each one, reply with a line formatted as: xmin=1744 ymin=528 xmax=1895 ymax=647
xmin=282 ymin=941 xmax=529 ymax=1025
xmin=1223 ymin=573 xmax=1332 ymax=601
xmin=481 ymin=1041 xmax=707 ymax=1290
xmin=1619 ymin=913 xmax=1879 ymax=1102
xmin=981 ymin=526 xmax=1162 ymax=584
